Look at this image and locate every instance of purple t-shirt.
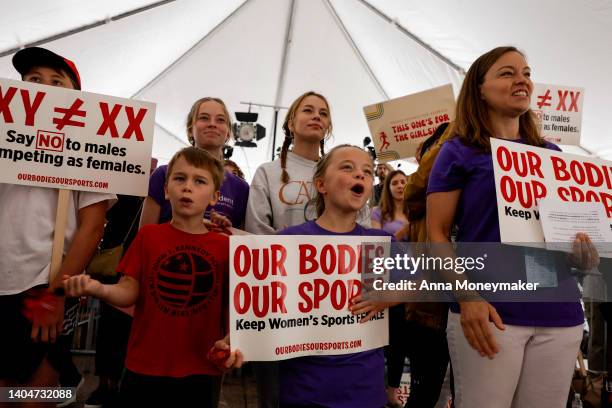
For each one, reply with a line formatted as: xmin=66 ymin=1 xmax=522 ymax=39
xmin=277 ymin=220 xmax=389 ymax=408
xmin=371 ymin=207 xmax=407 ymax=237
xmin=148 ymin=165 xmax=249 ymax=227
xmin=428 ymin=137 xmax=583 ymax=327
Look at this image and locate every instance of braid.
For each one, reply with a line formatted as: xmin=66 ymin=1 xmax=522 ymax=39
xmin=280 ymin=135 xmax=293 ymax=183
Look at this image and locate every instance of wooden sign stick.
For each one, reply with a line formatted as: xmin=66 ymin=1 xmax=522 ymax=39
xmin=49 ymin=189 xmax=70 ymax=286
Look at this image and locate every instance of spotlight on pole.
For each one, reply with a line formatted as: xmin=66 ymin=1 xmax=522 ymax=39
xmin=233 ymin=112 xmax=266 ymax=147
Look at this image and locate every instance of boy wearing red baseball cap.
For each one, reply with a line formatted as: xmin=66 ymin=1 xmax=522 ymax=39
xmin=0 ymin=47 xmax=115 ymax=407
xmin=12 ymin=46 xmax=81 ymax=90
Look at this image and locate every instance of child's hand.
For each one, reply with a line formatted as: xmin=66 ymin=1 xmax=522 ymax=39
xmin=208 ymin=335 xmax=244 ymax=371
xmin=209 ymin=210 xmax=232 ymax=228
xmin=349 ymin=294 xmax=388 ymax=323
xmin=62 ymin=274 xmax=104 ymax=298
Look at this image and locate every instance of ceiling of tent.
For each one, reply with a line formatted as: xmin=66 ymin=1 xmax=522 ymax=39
xmin=1 ymin=0 xmax=610 ymax=182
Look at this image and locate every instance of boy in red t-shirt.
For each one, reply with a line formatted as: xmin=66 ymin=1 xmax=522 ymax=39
xmin=63 ymin=146 xmax=242 ymax=407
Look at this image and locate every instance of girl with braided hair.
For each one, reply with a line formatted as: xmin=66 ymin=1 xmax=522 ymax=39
xmin=245 ymin=91 xmax=331 ymax=235
xmin=244 ymin=91 xmax=331 ymax=408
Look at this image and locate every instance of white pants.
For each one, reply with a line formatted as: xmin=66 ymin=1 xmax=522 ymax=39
xmin=447 ymin=311 xmax=582 ymax=408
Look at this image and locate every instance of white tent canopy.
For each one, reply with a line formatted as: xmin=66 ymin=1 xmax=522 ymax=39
xmin=2 ymin=0 xmax=608 ymax=181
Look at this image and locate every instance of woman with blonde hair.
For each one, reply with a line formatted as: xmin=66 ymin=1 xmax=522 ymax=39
xmin=141 ymin=97 xmax=249 ymax=228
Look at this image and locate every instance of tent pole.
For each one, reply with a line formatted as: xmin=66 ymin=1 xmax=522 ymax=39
xmin=324 ymin=0 xmax=389 ymax=100
xmin=0 ymin=0 xmax=175 ymax=58
xmin=269 ymin=0 xmax=296 ymax=160
xmin=271 ymin=108 xmax=280 ymax=161
xmin=356 ymin=0 xmax=466 ymax=75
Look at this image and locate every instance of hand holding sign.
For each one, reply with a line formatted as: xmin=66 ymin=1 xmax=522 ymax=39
xmin=569 ymin=233 xmax=600 ymax=270
xmin=209 ymin=335 xmax=244 ymax=371
xmin=350 ymin=294 xmax=393 ymax=323
xmin=22 ymin=286 xmax=65 ymax=343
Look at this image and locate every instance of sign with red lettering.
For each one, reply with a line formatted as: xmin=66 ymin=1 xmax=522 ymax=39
xmin=230 ymin=235 xmax=391 ymax=361
xmin=363 ymin=84 xmax=455 ymax=162
xmin=531 ymin=83 xmax=584 ymax=145
xmin=491 ymin=138 xmax=612 ymax=242
xmin=397 ymin=372 xmax=411 ymax=406
xmin=0 ymin=77 xmax=155 ymax=195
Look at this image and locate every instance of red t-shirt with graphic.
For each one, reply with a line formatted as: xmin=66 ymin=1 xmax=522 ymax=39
xmin=119 ymin=223 xmax=229 ymax=377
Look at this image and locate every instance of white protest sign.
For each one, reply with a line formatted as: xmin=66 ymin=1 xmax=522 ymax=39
xmin=531 ymin=83 xmax=584 ymax=145
xmin=363 ymin=84 xmax=455 ymax=162
xmin=0 ymin=77 xmax=155 ymax=196
xmin=230 ymin=235 xmax=390 ymax=361
xmin=397 ymin=372 xmax=411 ymax=406
xmin=491 ymin=138 xmax=612 ymax=243
xmin=538 ymin=199 xmax=612 ymax=257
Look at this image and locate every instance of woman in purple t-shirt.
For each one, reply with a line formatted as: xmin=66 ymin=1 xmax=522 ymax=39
xmin=140 ymin=97 xmax=249 ymax=228
xmin=427 ymin=46 xmax=598 ymax=407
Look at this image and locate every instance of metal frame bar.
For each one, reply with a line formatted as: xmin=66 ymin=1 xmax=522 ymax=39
xmin=357 ymin=0 xmax=466 ymax=75
xmin=324 ymin=0 xmax=389 ymax=99
xmin=0 ymin=0 xmax=175 ymax=58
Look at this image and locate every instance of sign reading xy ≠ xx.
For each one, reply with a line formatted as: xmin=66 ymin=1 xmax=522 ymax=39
xmin=0 ymin=77 xmax=155 ymax=196
xmin=531 ymin=83 xmax=584 ymax=145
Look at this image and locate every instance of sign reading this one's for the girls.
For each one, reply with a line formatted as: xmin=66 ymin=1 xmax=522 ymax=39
xmin=363 ymin=84 xmax=455 ymax=162
xmin=0 ymin=77 xmax=155 ymax=196
xmin=491 ymin=138 xmax=612 ymax=242
xmin=230 ymin=235 xmax=390 ymax=361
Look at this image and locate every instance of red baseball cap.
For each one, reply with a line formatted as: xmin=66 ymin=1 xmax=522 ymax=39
xmin=12 ymin=47 xmax=81 ymax=90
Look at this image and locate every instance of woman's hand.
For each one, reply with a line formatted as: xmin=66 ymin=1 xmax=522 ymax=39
xmin=569 ymin=233 xmax=600 ymax=270
xmin=458 ymin=300 xmax=505 ymax=359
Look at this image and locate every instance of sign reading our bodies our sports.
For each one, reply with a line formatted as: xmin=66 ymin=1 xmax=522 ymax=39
xmin=531 ymin=83 xmax=584 ymax=145
xmin=0 ymin=77 xmax=155 ymax=196
xmin=491 ymin=138 xmax=612 ymax=242
xmin=363 ymin=84 xmax=455 ymax=162
xmin=230 ymin=235 xmax=390 ymax=361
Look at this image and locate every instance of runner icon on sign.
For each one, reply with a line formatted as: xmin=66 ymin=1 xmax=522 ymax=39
xmin=379 ymin=131 xmax=390 ymax=151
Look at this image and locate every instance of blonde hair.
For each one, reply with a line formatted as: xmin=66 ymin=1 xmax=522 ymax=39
xmin=185 ymin=97 xmax=233 ymax=146
xmin=280 ymin=91 xmax=333 ymax=183
xmin=310 ymin=144 xmax=372 ymax=218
